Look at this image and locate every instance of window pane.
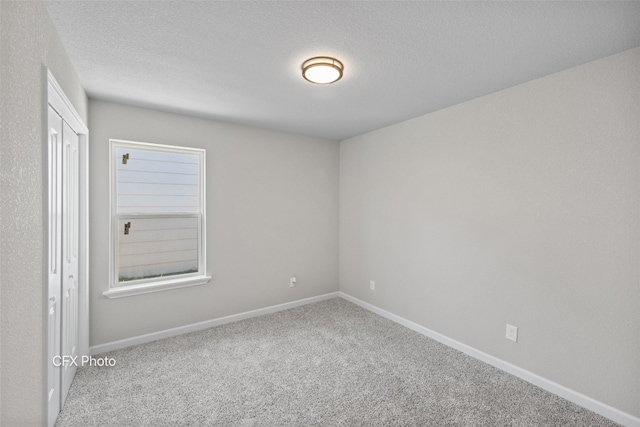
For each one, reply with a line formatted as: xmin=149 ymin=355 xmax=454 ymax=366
xmin=116 ymin=148 xmax=200 ymax=214
xmin=117 ymin=216 xmax=198 ymax=284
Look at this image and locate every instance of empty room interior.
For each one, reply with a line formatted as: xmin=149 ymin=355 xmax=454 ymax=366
xmin=1 ymin=1 xmax=639 ymax=426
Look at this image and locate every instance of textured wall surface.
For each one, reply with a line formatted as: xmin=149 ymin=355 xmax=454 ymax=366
xmin=340 ymin=48 xmax=640 ymax=418
xmin=0 ymin=1 xmax=87 ymax=425
xmin=88 ymin=100 xmax=339 ymax=346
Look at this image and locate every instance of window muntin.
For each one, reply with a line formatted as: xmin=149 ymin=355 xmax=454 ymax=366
xmin=108 ymin=140 xmax=208 ymax=295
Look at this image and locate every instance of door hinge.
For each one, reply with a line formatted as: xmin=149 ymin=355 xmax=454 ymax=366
xmin=124 ymin=222 xmax=131 ymax=235
xmin=122 ymin=153 xmax=129 ymax=164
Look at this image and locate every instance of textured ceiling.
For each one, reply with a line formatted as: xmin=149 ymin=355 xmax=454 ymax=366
xmin=44 ymin=1 xmax=640 ymax=141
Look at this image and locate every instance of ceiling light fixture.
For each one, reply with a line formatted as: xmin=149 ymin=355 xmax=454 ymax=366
xmin=301 ymin=56 xmax=344 ymax=84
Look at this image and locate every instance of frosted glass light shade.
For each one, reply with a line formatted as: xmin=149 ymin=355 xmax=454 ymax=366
xmin=302 ymin=57 xmax=344 ymax=84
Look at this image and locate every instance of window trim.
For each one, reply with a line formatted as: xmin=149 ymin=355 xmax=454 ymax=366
xmin=104 ymin=139 xmax=210 ymax=299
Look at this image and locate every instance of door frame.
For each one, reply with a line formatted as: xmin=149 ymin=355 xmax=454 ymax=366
xmin=44 ymin=69 xmax=89 ymax=426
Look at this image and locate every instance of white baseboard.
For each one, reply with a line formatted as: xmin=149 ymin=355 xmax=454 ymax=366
xmin=90 ymin=292 xmax=340 ymax=356
xmin=338 ymin=292 xmax=639 ymax=427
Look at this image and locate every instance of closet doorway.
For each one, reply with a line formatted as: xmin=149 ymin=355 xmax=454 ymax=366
xmin=46 ymin=70 xmax=89 ymax=427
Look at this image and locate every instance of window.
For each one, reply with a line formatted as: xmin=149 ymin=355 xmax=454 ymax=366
xmin=104 ymin=139 xmax=210 ymax=298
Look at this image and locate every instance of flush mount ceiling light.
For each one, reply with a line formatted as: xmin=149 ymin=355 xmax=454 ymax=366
xmin=301 ymin=56 xmax=344 ymax=84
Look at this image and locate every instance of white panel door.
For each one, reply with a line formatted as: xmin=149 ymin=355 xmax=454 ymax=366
xmin=60 ymin=120 xmax=79 ymax=405
xmin=47 ymin=106 xmax=63 ymax=427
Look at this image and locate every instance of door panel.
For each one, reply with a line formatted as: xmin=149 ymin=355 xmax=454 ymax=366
xmin=47 ymin=106 xmax=62 ymax=427
xmin=61 ymin=120 xmax=79 ymax=404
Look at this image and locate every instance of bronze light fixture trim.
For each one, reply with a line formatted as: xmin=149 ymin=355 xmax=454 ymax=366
xmin=301 ymin=56 xmax=344 ymax=84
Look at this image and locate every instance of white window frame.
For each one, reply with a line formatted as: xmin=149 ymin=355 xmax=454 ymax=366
xmin=103 ymin=139 xmax=210 ymax=298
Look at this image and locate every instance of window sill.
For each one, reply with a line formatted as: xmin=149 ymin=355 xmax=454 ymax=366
xmin=103 ymin=275 xmax=212 ymax=299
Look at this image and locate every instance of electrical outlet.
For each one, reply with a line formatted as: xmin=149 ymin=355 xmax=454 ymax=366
xmin=506 ymin=324 xmax=518 ymax=342
xmin=370 ymin=280 xmax=375 ymax=291
xmin=290 ymin=276 xmax=296 ymax=287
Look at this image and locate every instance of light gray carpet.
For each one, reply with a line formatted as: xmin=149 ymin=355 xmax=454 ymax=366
xmin=56 ymin=298 xmax=617 ymax=426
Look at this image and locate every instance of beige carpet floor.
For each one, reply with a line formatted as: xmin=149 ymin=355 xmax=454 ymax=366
xmin=55 ymin=298 xmax=617 ymax=426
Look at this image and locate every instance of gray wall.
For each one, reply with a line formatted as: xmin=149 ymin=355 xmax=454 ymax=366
xmin=88 ymin=100 xmax=339 ymax=346
xmin=340 ymin=47 xmax=640 ymax=417
xmin=0 ymin=1 xmax=88 ymax=425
